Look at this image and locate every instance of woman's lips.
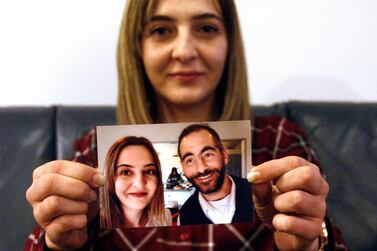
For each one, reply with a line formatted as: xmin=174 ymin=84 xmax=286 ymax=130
xmin=129 ymin=192 xmax=148 ymax=197
xmin=169 ymin=72 xmax=204 ymax=82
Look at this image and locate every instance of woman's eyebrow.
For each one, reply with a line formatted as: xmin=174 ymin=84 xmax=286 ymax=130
xmin=144 ymin=163 xmax=156 ymax=168
xmin=150 ymin=15 xmax=174 ymax=22
xmin=149 ymin=13 xmax=223 ymax=23
xmin=192 ymin=13 xmax=223 ymax=22
xmin=117 ymin=163 xmax=133 ymax=168
xmin=117 ymin=163 xmax=156 ymax=168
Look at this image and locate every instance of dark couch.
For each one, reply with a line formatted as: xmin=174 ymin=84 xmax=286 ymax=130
xmin=1 ymin=101 xmax=376 ymax=251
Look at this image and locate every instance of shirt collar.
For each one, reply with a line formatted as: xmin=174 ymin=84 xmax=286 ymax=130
xmin=198 ymin=175 xmax=236 ymax=223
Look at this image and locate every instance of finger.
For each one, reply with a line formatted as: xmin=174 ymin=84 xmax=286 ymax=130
xmin=273 ymin=190 xmax=326 ymax=218
xmin=275 ymin=165 xmax=329 ymax=196
xmin=247 ymin=156 xmax=313 ymax=184
xmin=272 ymin=213 xmax=323 ymax=240
xmin=252 ymin=182 xmax=273 ymax=205
xmin=252 ymin=182 xmax=276 ymax=228
xmin=46 ymin=214 xmax=88 ymax=234
xmin=46 ymin=229 xmax=88 ymax=251
xmin=34 ymin=196 xmax=89 ymax=227
xmin=33 ymin=160 xmax=104 ymax=188
xmin=27 ymin=173 xmax=97 ymax=203
xmin=274 ymin=231 xmax=319 ymax=251
xmin=45 ymin=214 xmax=88 ymax=249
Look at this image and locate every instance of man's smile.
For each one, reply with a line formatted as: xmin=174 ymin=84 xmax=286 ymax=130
xmin=195 ymin=171 xmax=215 ymax=183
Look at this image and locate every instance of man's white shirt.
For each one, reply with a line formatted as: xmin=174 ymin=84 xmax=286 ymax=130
xmin=198 ymin=175 xmax=236 ymax=224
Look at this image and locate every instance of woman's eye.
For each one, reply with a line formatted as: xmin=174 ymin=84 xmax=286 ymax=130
xmin=151 ymin=27 xmax=170 ymax=37
xmin=199 ymin=25 xmax=218 ymax=34
xmin=120 ymin=170 xmax=131 ymax=176
xmin=145 ymin=170 xmax=156 ymax=175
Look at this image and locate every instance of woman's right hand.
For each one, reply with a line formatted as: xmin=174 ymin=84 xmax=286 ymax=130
xmin=26 ymin=160 xmax=104 ymax=250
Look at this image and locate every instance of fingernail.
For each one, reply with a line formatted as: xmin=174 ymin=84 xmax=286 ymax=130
xmin=89 ymin=190 xmax=97 ymax=203
xmin=93 ymin=173 xmax=105 ymax=187
xmin=247 ymin=170 xmax=261 ymax=183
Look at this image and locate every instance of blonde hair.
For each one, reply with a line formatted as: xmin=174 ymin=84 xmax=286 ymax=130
xmin=100 ymin=136 xmax=166 ymax=229
xmin=117 ymin=0 xmax=250 ymax=124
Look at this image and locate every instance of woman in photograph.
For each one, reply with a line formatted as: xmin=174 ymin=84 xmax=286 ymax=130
xmin=166 ymin=167 xmax=184 ymax=189
xmin=25 ymin=0 xmax=347 ymax=250
xmin=101 ymin=136 xmax=171 ymax=229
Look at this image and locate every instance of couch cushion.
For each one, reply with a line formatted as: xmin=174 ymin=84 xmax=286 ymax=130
xmin=0 ymin=107 xmax=55 ymax=251
xmin=287 ymin=101 xmax=377 ymax=251
xmin=252 ymin=102 xmax=288 ymax=117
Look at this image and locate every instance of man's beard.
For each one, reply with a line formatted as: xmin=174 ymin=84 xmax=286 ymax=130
xmin=188 ymin=166 xmax=226 ymax=195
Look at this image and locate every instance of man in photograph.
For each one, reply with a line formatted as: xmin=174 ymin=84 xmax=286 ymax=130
xmin=177 ymin=124 xmax=253 ymax=225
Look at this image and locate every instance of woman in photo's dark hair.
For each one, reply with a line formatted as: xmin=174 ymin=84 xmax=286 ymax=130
xmin=166 ymin=167 xmax=184 ymax=189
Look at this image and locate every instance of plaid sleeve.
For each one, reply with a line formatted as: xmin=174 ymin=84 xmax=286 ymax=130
xmin=71 ymin=128 xmax=98 ymax=167
xmin=23 ymin=225 xmax=45 ymax=251
xmin=252 ymin=116 xmax=348 ymax=250
xmin=252 ymin=116 xmax=320 ymax=167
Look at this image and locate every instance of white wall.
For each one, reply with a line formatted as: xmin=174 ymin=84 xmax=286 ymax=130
xmin=0 ymin=0 xmax=376 ymax=106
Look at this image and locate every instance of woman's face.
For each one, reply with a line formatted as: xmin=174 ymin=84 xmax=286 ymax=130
xmin=141 ymin=0 xmax=228 ymax=107
xmin=114 ymin=145 xmax=158 ymax=213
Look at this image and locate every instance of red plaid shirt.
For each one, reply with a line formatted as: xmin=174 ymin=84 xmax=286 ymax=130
xmin=24 ymin=116 xmax=348 ymax=251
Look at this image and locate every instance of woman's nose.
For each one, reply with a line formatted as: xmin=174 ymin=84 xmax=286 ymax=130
xmin=132 ymin=173 xmax=146 ymax=188
xmin=172 ymin=30 xmax=198 ymax=63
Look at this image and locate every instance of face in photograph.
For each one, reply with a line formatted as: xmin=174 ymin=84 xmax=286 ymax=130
xmin=101 ymin=135 xmax=168 ymax=229
xmin=114 ymin=145 xmax=158 ymax=213
xmin=179 ymin=129 xmax=228 ymax=194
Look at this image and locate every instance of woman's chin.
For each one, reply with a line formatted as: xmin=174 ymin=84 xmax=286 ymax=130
xmin=161 ymin=93 xmax=215 ymax=109
xmin=122 ymin=198 xmax=150 ymax=211
xmin=125 ymin=204 xmax=148 ymax=212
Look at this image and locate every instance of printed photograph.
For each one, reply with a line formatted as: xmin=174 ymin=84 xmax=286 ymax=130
xmin=97 ymin=120 xmax=252 ymax=229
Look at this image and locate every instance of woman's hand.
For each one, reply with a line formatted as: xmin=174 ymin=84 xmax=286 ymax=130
xmin=248 ymin=156 xmax=329 ymax=251
xmin=26 ymin=160 xmax=104 ymax=250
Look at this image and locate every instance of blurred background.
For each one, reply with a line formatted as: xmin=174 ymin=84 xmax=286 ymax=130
xmin=0 ymin=0 xmax=376 ymax=106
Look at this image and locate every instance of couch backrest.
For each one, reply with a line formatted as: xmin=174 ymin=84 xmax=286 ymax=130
xmin=286 ymin=102 xmax=377 ymax=251
xmin=0 ymin=102 xmax=376 ymax=251
xmin=0 ymin=107 xmax=55 ymax=251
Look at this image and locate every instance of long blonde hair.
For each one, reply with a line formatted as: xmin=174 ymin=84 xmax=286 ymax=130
xmin=100 ymin=136 xmax=166 ymax=229
xmin=117 ymin=0 xmax=250 ymax=124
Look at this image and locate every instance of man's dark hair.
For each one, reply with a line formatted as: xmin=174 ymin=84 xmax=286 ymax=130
xmin=177 ymin=123 xmax=224 ymax=158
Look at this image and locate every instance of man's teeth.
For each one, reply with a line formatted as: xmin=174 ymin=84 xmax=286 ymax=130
xmin=198 ymin=173 xmax=211 ymax=180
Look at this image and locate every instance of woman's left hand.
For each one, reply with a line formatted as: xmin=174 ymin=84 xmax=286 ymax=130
xmin=248 ymin=156 xmax=329 ymax=251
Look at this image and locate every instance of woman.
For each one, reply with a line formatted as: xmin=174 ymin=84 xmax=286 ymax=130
xmin=101 ymin=136 xmax=171 ymax=229
xmin=25 ymin=0 xmax=347 ymax=250
xmin=116 ymin=0 xmax=249 ymax=124
xmin=166 ymin=167 xmax=184 ymax=189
